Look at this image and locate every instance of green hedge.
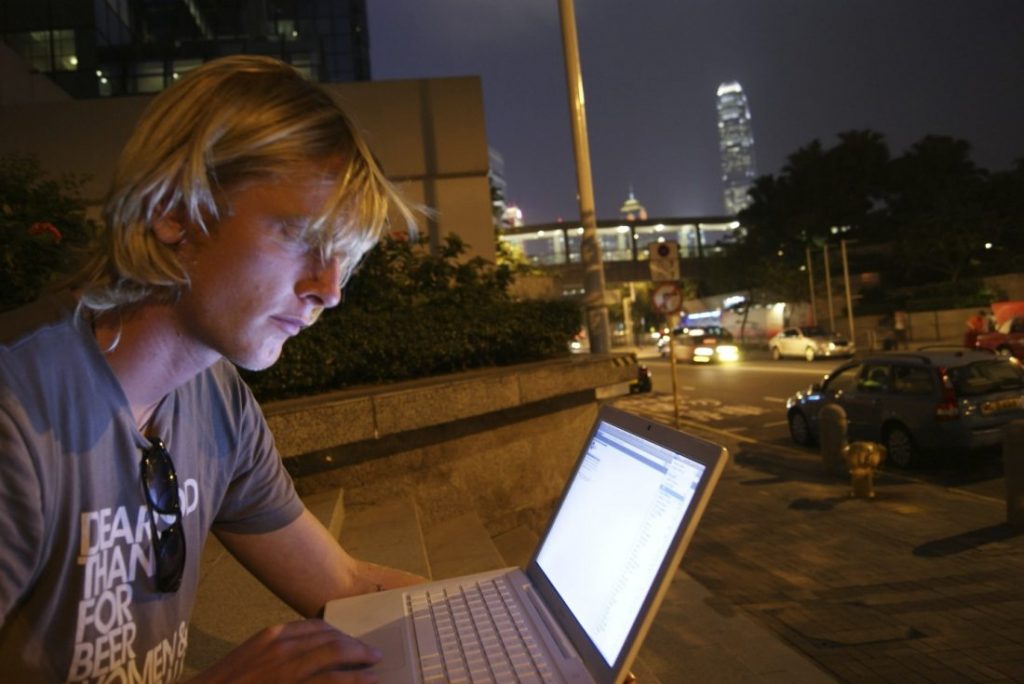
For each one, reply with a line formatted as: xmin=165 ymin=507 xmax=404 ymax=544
xmin=241 ymin=234 xmax=581 ymax=401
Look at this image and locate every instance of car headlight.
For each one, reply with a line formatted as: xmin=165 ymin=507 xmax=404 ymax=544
xmin=716 ymin=345 xmax=740 ymax=362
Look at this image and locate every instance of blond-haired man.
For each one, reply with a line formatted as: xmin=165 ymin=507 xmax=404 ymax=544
xmin=0 ymin=56 xmax=422 ymax=682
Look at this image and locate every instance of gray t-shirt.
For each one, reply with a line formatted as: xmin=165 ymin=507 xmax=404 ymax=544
xmin=0 ymin=292 xmax=304 ymax=682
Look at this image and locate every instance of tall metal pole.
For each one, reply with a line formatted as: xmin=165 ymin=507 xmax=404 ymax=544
xmin=805 ymin=245 xmax=816 ymax=325
xmin=841 ymin=239 xmax=855 ymax=343
xmin=823 ymin=244 xmax=835 ymax=331
xmin=557 ymin=0 xmax=611 ymax=354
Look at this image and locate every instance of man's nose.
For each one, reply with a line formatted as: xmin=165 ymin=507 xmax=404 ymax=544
xmin=302 ymin=256 xmax=343 ymax=309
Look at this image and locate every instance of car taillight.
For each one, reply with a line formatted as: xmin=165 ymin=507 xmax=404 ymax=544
xmin=935 ymin=366 xmax=960 ymax=421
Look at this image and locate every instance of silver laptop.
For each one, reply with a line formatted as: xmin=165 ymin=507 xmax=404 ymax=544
xmin=324 ymin=405 xmax=728 ymax=683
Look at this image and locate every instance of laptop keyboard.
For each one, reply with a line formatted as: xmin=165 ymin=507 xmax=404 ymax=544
xmin=407 ymin=576 xmax=558 ymax=683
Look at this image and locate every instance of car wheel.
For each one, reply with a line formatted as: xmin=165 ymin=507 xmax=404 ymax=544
xmin=804 ymin=347 xmax=816 ymax=362
xmin=771 ymin=346 xmax=782 ymax=360
xmin=884 ymin=424 xmax=917 ymax=468
xmin=788 ymin=411 xmax=813 ymax=446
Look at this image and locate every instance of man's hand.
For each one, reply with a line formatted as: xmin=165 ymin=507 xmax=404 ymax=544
xmin=191 ymin=619 xmax=383 ymax=683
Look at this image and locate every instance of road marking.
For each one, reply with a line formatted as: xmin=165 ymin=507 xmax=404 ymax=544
xmin=763 ymin=420 xmax=789 ymax=428
xmin=763 ymin=397 xmax=787 ymax=403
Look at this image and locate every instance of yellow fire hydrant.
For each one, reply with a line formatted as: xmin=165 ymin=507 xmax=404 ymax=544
xmin=843 ymin=442 xmax=886 ymax=498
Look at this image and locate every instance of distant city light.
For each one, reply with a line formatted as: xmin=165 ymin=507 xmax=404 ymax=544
xmin=985 ymin=242 xmax=994 ymax=249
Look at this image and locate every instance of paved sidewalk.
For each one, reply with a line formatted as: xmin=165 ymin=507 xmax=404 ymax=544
xmin=613 ymin=391 xmax=1024 ymax=683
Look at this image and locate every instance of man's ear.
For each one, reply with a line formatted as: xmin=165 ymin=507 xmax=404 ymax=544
xmin=152 ymin=209 xmax=189 ymax=246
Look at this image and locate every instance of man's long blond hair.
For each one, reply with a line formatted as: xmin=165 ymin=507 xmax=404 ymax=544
xmin=75 ymin=55 xmax=412 ymax=313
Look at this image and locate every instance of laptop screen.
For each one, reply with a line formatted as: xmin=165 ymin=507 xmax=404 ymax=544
xmin=535 ymin=419 xmax=706 ymax=665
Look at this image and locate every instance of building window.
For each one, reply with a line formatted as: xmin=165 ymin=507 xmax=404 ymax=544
xmin=290 ymin=56 xmax=313 ymax=80
xmin=134 ymin=61 xmax=165 ymax=93
xmin=275 ymin=19 xmax=299 ymax=41
xmin=7 ymin=29 xmax=77 ymax=73
xmin=172 ymin=58 xmax=202 ymax=81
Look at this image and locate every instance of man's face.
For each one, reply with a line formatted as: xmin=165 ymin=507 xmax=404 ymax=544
xmin=171 ymin=161 xmax=346 ymax=371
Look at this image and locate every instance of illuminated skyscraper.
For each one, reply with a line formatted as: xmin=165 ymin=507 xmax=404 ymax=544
xmin=716 ymin=81 xmax=758 ymax=215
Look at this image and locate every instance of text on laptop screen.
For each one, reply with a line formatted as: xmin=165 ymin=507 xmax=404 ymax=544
xmin=536 ymin=420 xmax=706 ymax=665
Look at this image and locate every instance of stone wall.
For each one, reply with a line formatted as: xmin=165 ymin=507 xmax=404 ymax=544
xmin=262 ymin=353 xmax=640 ymax=535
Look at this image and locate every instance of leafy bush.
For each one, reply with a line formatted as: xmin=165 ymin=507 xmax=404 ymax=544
xmin=0 ymin=154 xmax=96 ymax=311
xmin=242 ymin=234 xmax=581 ymax=401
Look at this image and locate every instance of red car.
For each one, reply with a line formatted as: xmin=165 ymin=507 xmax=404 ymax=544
xmin=975 ymin=316 xmax=1024 ymax=359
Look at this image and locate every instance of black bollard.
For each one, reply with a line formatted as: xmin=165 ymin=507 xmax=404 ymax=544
xmin=819 ymin=404 xmax=848 ymax=478
xmin=1004 ymin=420 xmax=1024 ymax=528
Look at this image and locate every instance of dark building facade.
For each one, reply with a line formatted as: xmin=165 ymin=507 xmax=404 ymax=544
xmin=0 ymin=0 xmax=371 ymax=99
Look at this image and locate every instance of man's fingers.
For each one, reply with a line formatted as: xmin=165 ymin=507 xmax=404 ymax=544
xmin=199 ymin=619 xmax=387 ymax=683
xmin=264 ymin=620 xmax=383 ymax=680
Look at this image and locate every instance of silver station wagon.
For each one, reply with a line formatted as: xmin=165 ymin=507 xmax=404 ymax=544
xmin=786 ymin=349 xmax=1024 ymax=467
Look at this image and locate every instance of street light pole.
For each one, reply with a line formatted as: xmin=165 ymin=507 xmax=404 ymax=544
xmin=841 ymin=239 xmax=855 ymax=343
xmin=823 ymin=243 xmax=835 ymax=331
xmin=557 ymin=0 xmax=611 ymax=354
xmin=805 ymin=244 xmax=816 ymax=325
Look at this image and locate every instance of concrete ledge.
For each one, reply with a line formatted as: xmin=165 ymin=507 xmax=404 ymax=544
xmin=263 ymin=352 xmax=638 ymax=458
xmin=261 ymin=353 xmax=638 ymax=537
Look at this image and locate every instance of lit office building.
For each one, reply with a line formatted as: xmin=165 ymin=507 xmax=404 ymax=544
xmin=0 ymin=0 xmax=371 ymax=99
xmin=716 ymin=81 xmax=758 ymax=215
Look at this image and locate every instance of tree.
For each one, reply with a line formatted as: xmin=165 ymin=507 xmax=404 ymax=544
xmin=734 ymin=131 xmax=890 ymax=296
xmin=886 ymin=136 xmax=989 ymax=287
xmin=0 ymin=154 xmax=96 ymax=312
xmin=740 ymin=130 xmax=890 ymax=253
xmin=980 ymin=159 xmax=1024 ymax=273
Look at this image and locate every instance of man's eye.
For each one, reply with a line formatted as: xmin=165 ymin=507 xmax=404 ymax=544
xmin=278 ymin=222 xmax=305 ymax=239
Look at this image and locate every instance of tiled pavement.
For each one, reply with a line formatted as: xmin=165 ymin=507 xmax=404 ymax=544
xmin=612 ymin=391 xmax=1024 ymax=683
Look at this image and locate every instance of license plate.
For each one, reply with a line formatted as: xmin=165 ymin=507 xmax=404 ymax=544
xmin=980 ymin=396 xmax=1024 ymax=415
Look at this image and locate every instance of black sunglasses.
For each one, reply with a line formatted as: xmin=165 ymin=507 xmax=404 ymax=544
xmin=140 ymin=437 xmax=187 ymax=593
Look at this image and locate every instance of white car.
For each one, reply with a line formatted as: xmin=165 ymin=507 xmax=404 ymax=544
xmin=660 ymin=326 xmax=740 ymax=364
xmin=769 ymin=326 xmax=855 ymax=361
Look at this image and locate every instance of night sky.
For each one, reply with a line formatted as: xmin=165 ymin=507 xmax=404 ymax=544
xmin=367 ymin=1 xmax=1024 ymax=225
